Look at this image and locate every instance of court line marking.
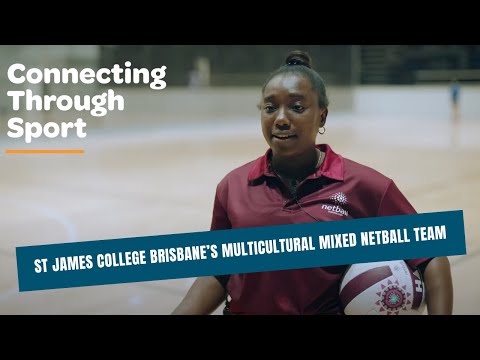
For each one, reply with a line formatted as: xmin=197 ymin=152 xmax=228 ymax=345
xmin=6 ymin=149 xmax=84 ymax=154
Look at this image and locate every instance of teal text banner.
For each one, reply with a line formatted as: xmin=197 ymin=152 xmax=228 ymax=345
xmin=16 ymin=210 xmax=466 ymax=291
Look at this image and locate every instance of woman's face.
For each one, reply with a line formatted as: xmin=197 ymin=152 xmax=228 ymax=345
xmin=261 ymin=73 xmax=326 ymax=158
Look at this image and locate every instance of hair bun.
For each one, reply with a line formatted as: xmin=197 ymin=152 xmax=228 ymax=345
xmin=285 ymin=50 xmax=312 ymax=69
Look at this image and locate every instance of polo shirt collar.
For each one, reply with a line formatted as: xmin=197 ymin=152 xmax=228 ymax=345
xmin=247 ymin=144 xmax=344 ymax=183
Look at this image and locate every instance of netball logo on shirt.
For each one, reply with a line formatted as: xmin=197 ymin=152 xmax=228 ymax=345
xmin=321 ymin=192 xmax=349 ymax=217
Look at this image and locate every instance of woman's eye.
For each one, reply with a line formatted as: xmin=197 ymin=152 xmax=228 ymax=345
xmin=291 ymin=104 xmax=305 ymax=112
xmin=264 ymin=105 xmax=276 ymax=113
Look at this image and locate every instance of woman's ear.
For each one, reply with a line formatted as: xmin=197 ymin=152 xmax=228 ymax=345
xmin=319 ymin=108 xmax=328 ymax=127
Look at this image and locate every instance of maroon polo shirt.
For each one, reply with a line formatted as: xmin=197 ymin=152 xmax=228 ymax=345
xmin=211 ymin=144 xmax=431 ymax=315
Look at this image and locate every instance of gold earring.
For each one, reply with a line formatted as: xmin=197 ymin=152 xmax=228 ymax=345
xmin=318 ymin=127 xmax=326 ymax=135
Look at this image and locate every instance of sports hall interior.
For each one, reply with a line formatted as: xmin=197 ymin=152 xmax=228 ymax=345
xmin=1 ymin=45 xmax=479 ymax=314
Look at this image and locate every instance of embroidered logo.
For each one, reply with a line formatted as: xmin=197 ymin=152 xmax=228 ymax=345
xmin=330 ymin=192 xmax=348 ymax=206
xmin=321 ymin=192 xmax=349 ymax=217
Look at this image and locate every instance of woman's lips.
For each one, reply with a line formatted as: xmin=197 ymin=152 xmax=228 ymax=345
xmin=273 ymin=134 xmax=297 ymax=140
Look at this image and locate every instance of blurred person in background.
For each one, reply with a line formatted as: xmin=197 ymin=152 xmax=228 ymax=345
xmin=450 ymin=78 xmax=461 ymax=121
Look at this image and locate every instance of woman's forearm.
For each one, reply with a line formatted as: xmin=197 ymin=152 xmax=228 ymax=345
xmin=423 ymin=257 xmax=453 ymax=315
xmin=172 ymin=276 xmax=226 ymax=315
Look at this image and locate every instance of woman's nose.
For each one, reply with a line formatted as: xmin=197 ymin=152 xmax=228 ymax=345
xmin=274 ymin=107 xmax=290 ymax=128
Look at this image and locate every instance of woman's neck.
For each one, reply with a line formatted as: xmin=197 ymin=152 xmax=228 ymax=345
xmin=271 ymin=147 xmax=320 ymax=181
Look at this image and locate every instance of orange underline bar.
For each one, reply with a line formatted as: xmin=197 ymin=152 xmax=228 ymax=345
xmin=5 ymin=149 xmax=84 ymax=154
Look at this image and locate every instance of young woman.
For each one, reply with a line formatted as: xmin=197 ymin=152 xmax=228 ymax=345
xmin=172 ymin=50 xmax=453 ymax=315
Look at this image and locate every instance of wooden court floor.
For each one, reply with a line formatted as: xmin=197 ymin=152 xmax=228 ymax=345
xmin=1 ymin=110 xmax=479 ymax=315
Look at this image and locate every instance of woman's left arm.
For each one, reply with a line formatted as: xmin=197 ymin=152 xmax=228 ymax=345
xmin=423 ymin=256 xmax=453 ymax=315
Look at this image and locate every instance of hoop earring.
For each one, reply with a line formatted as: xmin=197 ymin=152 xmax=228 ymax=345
xmin=318 ymin=127 xmax=326 ymax=135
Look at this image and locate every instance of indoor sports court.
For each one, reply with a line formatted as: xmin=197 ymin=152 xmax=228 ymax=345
xmin=1 ymin=45 xmax=479 ymax=314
